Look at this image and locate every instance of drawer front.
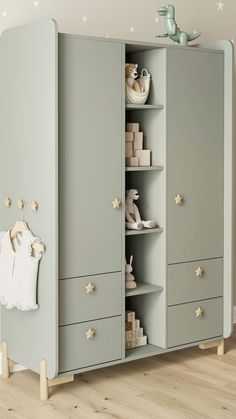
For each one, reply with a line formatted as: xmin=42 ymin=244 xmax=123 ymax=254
xmin=168 ymin=258 xmax=223 ymax=306
xmin=59 ymin=316 xmax=122 ymax=372
xmin=168 ymin=297 xmax=223 ymax=348
xmin=59 ymin=272 xmax=122 ymax=326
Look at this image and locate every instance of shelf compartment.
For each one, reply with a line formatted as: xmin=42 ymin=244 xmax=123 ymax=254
xmin=125 ymin=282 xmax=163 ymax=297
xmin=126 ymin=104 xmax=163 ymax=110
xmin=126 ymin=227 xmax=163 ymax=236
xmin=125 ymin=165 xmax=163 ymax=172
xmin=125 ymin=343 xmax=164 ymax=361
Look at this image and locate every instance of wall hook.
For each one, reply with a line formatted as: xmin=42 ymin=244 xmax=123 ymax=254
xmin=31 ymin=201 xmax=38 ymax=212
xmin=17 ymin=199 xmax=25 ymax=209
xmin=4 ymin=197 xmax=11 ymax=208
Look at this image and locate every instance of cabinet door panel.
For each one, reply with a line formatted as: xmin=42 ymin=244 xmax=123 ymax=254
xmin=167 ymin=49 xmax=224 ymax=263
xmin=59 ymin=36 xmax=124 ymax=278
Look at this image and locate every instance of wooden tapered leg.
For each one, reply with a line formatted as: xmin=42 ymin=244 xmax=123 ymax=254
xmin=199 ymin=338 xmax=224 ymax=355
xmin=2 ymin=342 xmax=10 ymax=378
xmin=40 ymin=359 xmax=49 ymax=401
xmin=217 ymin=339 xmax=224 ymax=356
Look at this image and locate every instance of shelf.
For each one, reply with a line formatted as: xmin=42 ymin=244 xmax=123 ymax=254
xmin=126 ymin=104 xmax=163 ymax=110
xmin=126 ymin=227 xmax=163 ymax=236
xmin=125 ymin=344 xmax=164 ymax=361
xmin=125 ymin=282 xmax=163 ymax=297
xmin=126 ymin=166 xmax=163 ymax=172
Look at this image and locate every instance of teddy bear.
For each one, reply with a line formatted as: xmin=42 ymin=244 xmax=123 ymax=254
xmin=125 ymin=63 xmax=144 ymax=93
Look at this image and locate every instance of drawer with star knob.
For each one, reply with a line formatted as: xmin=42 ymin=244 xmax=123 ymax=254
xmin=59 ymin=316 xmax=122 ymax=372
xmin=167 ymin=297 xmax=223 ymax=348
xmin=59 ymin=272 xmax=122 ymax=326
xmin=168 ymin=258 xmax=223 ymax=306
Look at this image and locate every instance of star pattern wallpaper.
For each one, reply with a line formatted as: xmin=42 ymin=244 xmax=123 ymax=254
xmin=0 ymin=0 xmax=236 ymax=300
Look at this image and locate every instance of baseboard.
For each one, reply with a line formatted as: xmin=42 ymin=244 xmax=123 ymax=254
xmin=0 ymin=353 xmax=27 ymax=374
xmin=233 ymin=305 xmax=236 ymax=324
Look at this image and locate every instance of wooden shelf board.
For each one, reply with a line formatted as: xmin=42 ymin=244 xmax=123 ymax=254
xmin=126 ymin=104 xmax=163 ymax=110
xmin=125 ymin=282 xmax=163 ymax=297
xmin=125 ymin=344 xmax=164 ymax=361
xmin=125 ymin=166 xmax=163 ymax=172
xmin=126 ymin=227 xmax=163 ymax=236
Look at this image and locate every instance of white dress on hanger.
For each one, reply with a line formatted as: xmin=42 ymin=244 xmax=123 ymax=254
xmin=0 ymin=229 xmax=42 ymax=311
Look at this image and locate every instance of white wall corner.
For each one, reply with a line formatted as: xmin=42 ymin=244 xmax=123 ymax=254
xmin=0 ymin=353 xmax=27 ymax=375
xmin=233 ymin=306 xmax=236 ymax=324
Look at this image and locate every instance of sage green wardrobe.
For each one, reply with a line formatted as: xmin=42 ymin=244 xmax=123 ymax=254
xmin=0 ymin=19 xmax=233 ymax=391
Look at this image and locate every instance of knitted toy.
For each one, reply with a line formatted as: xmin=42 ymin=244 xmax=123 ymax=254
xmin=125 ymin=189 xmax=158 ymax=230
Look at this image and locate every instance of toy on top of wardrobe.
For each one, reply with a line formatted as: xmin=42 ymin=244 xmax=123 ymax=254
xmin=157 ymin=4 xmax=201 ymax=46
xmin=125 ymin=189 xmax=158 ymax=230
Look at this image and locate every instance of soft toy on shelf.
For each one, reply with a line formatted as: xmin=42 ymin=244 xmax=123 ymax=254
xmin=125 ymin=64 xmax=151 ymax=104
xmin=125 ymin=63 xmax=143 ymax=93
xmin=125 ymin=189 xmax=158 ymax=230
xmin=125 ymin=255 xmax=137 ymax=289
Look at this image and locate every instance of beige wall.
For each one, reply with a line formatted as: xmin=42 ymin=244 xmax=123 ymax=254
xmin=0 ymin=0 xmax=235 ymax=300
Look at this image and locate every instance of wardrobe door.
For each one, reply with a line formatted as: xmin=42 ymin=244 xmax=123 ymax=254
xmin=167 ymin=49 xmax=224 ymax=264
xmin=0 ymin=20 xmax=58 ymax=378
xmin=59 ymin=36 xmax=124 ymax=278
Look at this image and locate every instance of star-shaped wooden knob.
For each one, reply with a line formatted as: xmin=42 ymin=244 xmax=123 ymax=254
xmin=195 ymin=267 xmax=204 ymax=278
xmin=31 ymin=201 xmax=38 ymax=211
xmin=85 ymin=328 xmax=95 ymax=340
xmin=174 ymin=194 xmax=183 ymax=205
xmin=85 ymin=282 xmax=95 ymax=294
xmin=112 ymin=197 xmax=121 ymax=209
xmin=195 ymin=307 xmax=204 ymax=318
xmin=4 ymin=197 xmax=11 ymax=208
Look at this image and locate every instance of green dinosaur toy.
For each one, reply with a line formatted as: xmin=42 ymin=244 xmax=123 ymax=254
xmin=157 ymin=4 xmax=201 ymax=46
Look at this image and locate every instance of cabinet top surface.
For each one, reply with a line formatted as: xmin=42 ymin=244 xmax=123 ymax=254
xmin=58 ymin=32 xmax=225 ymax=54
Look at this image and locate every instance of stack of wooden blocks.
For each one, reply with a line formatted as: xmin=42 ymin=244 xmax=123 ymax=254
xmin=125 ymin=123 xmax=151 ymax=167
xmin=125 ymin=310 xmax=148 ymax=349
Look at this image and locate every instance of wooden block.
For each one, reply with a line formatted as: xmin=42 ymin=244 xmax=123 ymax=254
xmin=126 ymin=157 xmax=138 ymax=167
xmin=133 ymin=319 xmax=140 ymax=329
xmin=125 ymin=319 xmax=140 ymax=331
xmin=125 ymin=142 xmax=133 ymax=153
xmin=134 ymin=149 xmax=151 ymax=166
xmin=125 ymin=148 xmax=134 ymax=158
xmin=125 ymin=132 xmax=134 ymax=141
xmin=126 ymin=123 xmax=139 ymax=133
xmin=125 ymin=335 xmax=147 ymax=349
xmin=133 ymin=139 xmax=143 ymax=151
xmin=125 ymin=327 xmax=143 ymax=341
xmin=125 ymin=310 xmax=135 ymax=322
xmin=134 ymin=132 xmax=143 ymax=141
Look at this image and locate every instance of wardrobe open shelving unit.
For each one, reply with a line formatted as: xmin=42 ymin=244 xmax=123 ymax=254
xmin=0 ymin=19 xmax=233 ymax=400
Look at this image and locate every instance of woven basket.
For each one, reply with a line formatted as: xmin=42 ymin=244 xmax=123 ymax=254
xmin=125 ymin=68 xmax=151 ymax=104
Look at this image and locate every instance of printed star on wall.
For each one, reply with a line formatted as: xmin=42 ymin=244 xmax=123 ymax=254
xmin=2 ymin=10 xmax=7 ymax=18
xmin=33 ymin=1 xmax=39 ymax=7
xmin=216 ymin=0 xmax=224 ymax=11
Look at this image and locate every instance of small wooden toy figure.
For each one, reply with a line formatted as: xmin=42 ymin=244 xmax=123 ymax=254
xmin=125 ymin=189 xmax=158 ymax=230
xmin=125 ymin=255 xmax=137 ymax=289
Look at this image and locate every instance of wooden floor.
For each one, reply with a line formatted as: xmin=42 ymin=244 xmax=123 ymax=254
xmin=1 ymin=331 xmax=236 ymax=419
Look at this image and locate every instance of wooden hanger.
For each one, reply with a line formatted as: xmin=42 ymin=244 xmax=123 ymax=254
xmin=10 ymin=221 xmax=45 ymax=253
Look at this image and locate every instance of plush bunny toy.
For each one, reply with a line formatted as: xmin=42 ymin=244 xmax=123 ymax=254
xmin=125 ymin=255 xmax=137 ymax=289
